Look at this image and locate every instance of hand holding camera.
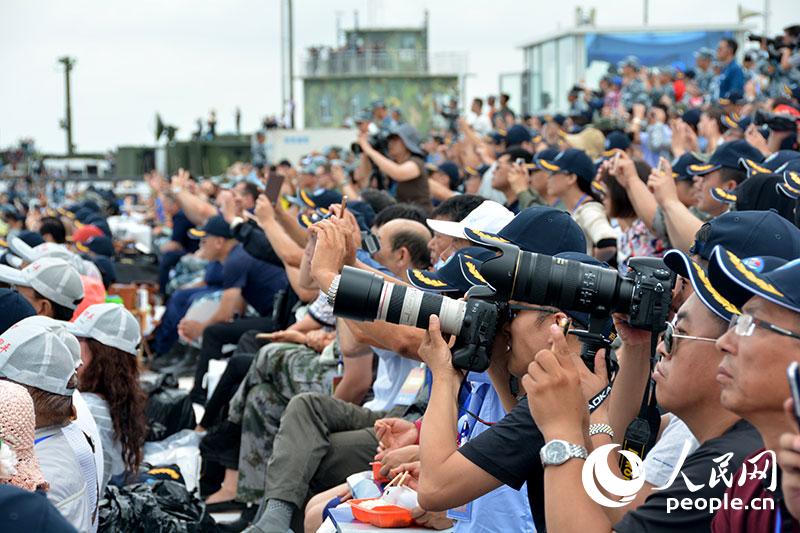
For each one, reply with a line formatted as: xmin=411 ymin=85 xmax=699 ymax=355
xmin=522 ymin=324 xmax=588 ymax=442
xmin=418 ymin=316 xmax=462 ymax=381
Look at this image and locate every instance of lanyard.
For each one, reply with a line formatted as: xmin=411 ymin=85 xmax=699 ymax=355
xmin=34 ymin=434 xmax=55 ymax=445
xmin=572 ymin=194 xmax=589 ymax=213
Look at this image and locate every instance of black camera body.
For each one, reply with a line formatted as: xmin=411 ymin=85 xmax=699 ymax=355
xmin=621 ymin=257 xmax=674 ymax=332
xmin=754 ymin=109 xmax=799 ymax=133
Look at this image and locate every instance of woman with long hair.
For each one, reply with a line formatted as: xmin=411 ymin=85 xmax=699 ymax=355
xmin=69 ymin=303 xmax=147 ymax=492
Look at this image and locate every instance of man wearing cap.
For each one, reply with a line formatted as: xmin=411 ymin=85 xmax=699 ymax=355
xmin=355 ymin=124 xmax=432 ymax=212
xmin=690 ymin=247 xmax=800 ymax=531
xmin=0 ymin=257 xmax=84 ymax=321
xmin=176 ymin=215 xmax=288 ymax=402
xmin=0 ymin=321 xmax=99 ymax=532
xmin=518 ymin=244 xmax=761 ymax=532
xmin=425 ymin=195 xmax=486 ymax=267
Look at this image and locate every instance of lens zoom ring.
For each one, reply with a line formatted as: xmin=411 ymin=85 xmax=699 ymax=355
xmin=386 ymin=285 xmax=407 ymax=324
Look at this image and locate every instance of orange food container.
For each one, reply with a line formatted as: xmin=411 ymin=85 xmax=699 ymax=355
xmin=349 ymin=498 xmax=415 ymax=528
xmin=372 ymin=462 xmax=389 ymax=483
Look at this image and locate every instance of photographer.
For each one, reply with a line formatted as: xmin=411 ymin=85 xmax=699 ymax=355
xmin=415 ymin=207 xmax=589 ymax=531
xmin=522 ymin=256 xmax=760 ymax=532
xmin=355 ymin=124 xmax=432 ymax=212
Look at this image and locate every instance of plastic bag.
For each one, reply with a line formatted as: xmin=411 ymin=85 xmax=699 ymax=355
xmin=146 ymin=384 xmax=197 ymax=442
xmin=144 ymin=430 xmax=204 ymax=493
xmin=99 ymin=479 xmax=216 ymax=532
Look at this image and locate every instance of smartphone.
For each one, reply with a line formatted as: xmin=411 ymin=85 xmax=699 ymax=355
xmin=658 ymin=157 xmax=669 ymax=175
xmin=264 ymin=172 xmax=285 ymax=205
xmin=787 ymin=362 xmax=800 ymax=427
xmin=340 ymin=195 xmax=348 ymax=215
xmin=361 ymin=230 xmax=381 ymax=254
xmin=515 ymin=157 xmax=525 ymax=166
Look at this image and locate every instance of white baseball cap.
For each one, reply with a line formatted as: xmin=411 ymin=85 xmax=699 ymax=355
xmin=8 ymin=238 xmax=87 ymax=275
xmin=66 ymin=303 xmax=141 ymax=356
xmin=426 ymin=200 xmax=515 ymax=240
xmin=0 ymin=257 xmax=85 ymax=309
xmin=18 ymin=316 xmax=82 ymax=369
xmin=0 ymin=322 xmax=77 ymax=396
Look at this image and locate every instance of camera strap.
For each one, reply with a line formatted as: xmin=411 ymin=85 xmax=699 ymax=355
xmin=619 ymin=331 xmax=661 ymax=479
xmin=588 ymin=384 xmax=612 ymax=413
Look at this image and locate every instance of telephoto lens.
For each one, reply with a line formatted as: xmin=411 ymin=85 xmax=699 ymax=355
xmin=329 ymin=266 xmax=501 ymax=371
xmin=332 ymin=266 xmax=468 ymax=333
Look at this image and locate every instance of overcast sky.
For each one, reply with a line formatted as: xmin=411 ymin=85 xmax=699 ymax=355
xmin=0 ymin=0 xmax=795 ymax=153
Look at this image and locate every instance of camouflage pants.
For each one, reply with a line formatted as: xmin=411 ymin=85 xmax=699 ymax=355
xmin=228 ymin=341 xmax=336 ymax=503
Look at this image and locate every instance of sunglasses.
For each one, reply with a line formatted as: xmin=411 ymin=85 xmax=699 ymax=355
xmin=663 ymin=319 xmax=717 ymax=355
xmin=507 ymin=304 xmax=557 ymax=322
xmin=728 ymin=313 xmax=800 ymax=342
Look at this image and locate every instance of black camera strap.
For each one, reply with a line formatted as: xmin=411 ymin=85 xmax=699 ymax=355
xmin=619 ymin=331 xmax=661 ymax=479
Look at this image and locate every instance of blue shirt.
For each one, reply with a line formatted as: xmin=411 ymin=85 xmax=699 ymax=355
xmin=222 ymin=244 xmax=288 ymax=316
xmin=717 ymin=60 xmax=745 ymax=100
xmin=171 ymin=210 xmax=199 ymax=253
xmin=452 ymin=372 xmax=535 ymax=533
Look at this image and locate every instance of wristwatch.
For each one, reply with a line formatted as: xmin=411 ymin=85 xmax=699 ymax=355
xmin=539 ymin=439 xmax=588 ymax=467
xmin=589 ymin=423 xmax=615 ymax=439
xmin=326 ymin=274 xmax=341 ymax=307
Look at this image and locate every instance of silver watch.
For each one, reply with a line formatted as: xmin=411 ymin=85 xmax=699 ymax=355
xmin=539 ymin=439 xmax=588 ymax=467
xmin=326 ymin=275 xmax=341 ymax=307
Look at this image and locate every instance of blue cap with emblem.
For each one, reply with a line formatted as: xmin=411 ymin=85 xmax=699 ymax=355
xmin=672 ymin=152 xmax=709 ymax=181
xmin=463 ymin=206 xmax=586 ymax=256
xmin=709 ymin=175 xmax=796 ymax=223
xmin=688 ymin=140 xmax=765 ymax=176
xmin=689 ymin=210 xmax=800 ymax=261
xmin=534 ymin=148 xmax=596 ymax=185
xmin=663 ymin=249 xmax=741 ymax=321
xmin=407 ymin=247 xmax=495 ymax=293
xmin=602 ymin=131 xmax=631 ymax=157
xmin=189 ymin=215 xmax=232 ymax=239
xmin=289 ymin=188 xmax=343 ymax=210
xmin=708 ymin=245 xmax=800 ymax=313
xmin=740 ymin=150 xmax=800 ymax=177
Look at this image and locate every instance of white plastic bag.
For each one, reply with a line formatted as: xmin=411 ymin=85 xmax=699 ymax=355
xmin=143 ymin=429 xmax=205 ymax=493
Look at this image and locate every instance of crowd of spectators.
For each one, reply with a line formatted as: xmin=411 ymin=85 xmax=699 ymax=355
xmin=1 ymin=30 xmax=800 ymax=533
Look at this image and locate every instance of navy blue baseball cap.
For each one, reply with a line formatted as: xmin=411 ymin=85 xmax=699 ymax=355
xmin=739 ymin=150 xmax=800 ymax=177
xmin=688 ymin=140 xmax=764 ymax=176
xmin=535 ymin=148 xmax=596 ymax=185
xmin=407 ymin=247 xmax=495 ymax=293
xmin=709 ymin=174 xmax=796 ymax=222
xmin=289 ymin=188 xmax=343 ymax=210
xmin=672 ymin=152 xmax=709 ymax=181
xmin=721 ymin=112 xmax=748 ymax=131
xmin=663 ymin=249 xmax=741 ymax=321
xmin=463 ymin=206 xmax=586 ymax=256
xmin=426 ymin=161 xmax=461 ymax=190
xmin=73 ymin=207 xmax=95 ymax=224
xmin=603 ymin=131 xmax=631 ymax=156
xmin=489 ymin=129 xmax=507 ymax=144
xmin=681 ymin=108 xmax=702 ymax=129
xmin=0 ymin=484 xmax=77 ymax=533
xmin=15 ymin=231 xmax=45 ymax=248
xmin=76 ymin=235 xmax=115 ymax=257
xmin=780 ymin=169 xmax=800 ymax=199
xmin=506 ymin=125 xmax=532 ymax=147
xmin=0 ymin=288 xmax=36 ymax=332
xmin=690 ymin=210 xmax=800 ymax=261
xmin=709 ymin=245 xmax=800 ymax=313
xmin=189 ymin=215 xmax=232 ymax=239
xmin=532 ymin=148 xmax=560 ymax=170
xmin=89 ymin=255 xmax=117 ymax=288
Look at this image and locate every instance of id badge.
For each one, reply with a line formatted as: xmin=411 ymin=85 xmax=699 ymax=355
xmin=394 ymin=366 xmax=426 ymax=406
xmin=447 ymin=501 xmax=472 ymax=522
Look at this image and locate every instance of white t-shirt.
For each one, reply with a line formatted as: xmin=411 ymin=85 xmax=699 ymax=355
xmin=83 ymin=392 xmax=125 ymax=493
xmin=363 ymin=348 xmax=419 ymax=412
xmin=35 ymin=425 xmax=94 ymax=533
xmin=643 ymin=415 xmax=700 ymax=487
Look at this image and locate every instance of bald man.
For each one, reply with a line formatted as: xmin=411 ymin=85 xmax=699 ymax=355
xmin=371 ymin=218 xmax=433 ymax=279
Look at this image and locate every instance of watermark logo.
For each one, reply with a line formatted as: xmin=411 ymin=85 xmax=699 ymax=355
xmin=582 ymin=443 xmax=647 ymax=508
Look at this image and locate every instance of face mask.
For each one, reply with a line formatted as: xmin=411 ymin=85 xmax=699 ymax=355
xmin=698 ymin=136 xmax=709 ymax=152
xmin=433 ymin=257 xmax=446 ymax=270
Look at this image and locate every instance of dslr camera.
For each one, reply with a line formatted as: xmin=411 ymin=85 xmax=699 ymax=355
xmin=329 ymin=239 xmax=673 ymax=372
xmin=351 ymin=129 xmax=391 ymax=156
xmin=754 ymin=109 xmax=800 ymax=133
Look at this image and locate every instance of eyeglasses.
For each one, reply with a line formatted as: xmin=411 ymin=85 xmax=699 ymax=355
xmin=507 ymin=304 xmax=557 ymax=322
xmin=728 ymin=313 xmax=800 ymax=342
xmin=663 ymin=319 xmax=718 ymax=355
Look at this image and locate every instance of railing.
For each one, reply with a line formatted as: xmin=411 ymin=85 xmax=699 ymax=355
xmin=303 ymin=48 xmax=431 ymax=77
